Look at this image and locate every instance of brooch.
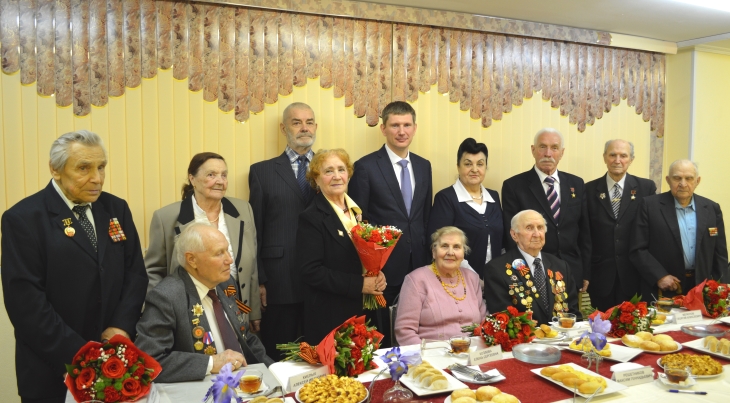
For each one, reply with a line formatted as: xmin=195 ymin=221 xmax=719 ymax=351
xmin=570 ymin=187 xmax=576 ymax=198
xmin=631 ymin=190 xmax=636 ymax=200
xmin=599 ymin=193 xmax=606 ymax=200
xmin=191 ymin=303 xmax=204 ymax=317
xmin=62 ymin=218 xmax=75 ymax=237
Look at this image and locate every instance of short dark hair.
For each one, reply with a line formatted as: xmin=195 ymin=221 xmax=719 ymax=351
xmin=457 ymin=138 xmax=489 ymax=165
xmin=381 ymin=101 xmax=416 ymax=125
xmin=181 ymin=152 xmax=226 ymax=200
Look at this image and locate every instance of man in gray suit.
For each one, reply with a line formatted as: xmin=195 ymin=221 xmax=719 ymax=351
xmin=249 ymin=102 xmax=317 ymax=359
xmin=136 ymin=223 xmax=273 ymax=383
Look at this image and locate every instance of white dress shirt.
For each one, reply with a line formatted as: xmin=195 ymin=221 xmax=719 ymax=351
xmin=534 ymin=166 xmax=561 ymax=203
xmin=517 ymin=247 xmax=544 ymax=277
xmin=453 ymin=179 xmax=496 ymax=262
xmin=384 ymin=144 xmax=416 ymax=195
xmin=606 ymin=173 xmax=627 ymax=198
xmin=190 ymin=275 xmax=238 ymax=375
xmin=52 ymin=179 xmax=96 ymax=232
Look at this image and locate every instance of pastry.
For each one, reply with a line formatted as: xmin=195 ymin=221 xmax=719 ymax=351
xmin=640 ymin=341 xmax=660 ymax=351
xmin=475 ymin=385 xmax=501 ymax=401
xmin=451 ymin=397 xmax=477 ymax=403
xmin=450 ymin=389 xmax=476 ymax=400
xmin=703 ymin=335 xmax=718 ymax=349
xmin=658 ymin=340 xmax=678 ymax=351
xmin=551 ymin=372 xmax=576 ymax=382
xmin=578 ymin=381 xmax=603 ymax=394
xmin=249 ymin=398 xmax=268 ymax=403
xmin=652 ymin=334 xmax=674 ymax=343
xmin=266 ymin=399 xmax=284 ymax=403
xmin=622 ymin=335 xmax=643 ymax=348
xmin=540 ymin=367 xmax=560 ymax=376
xmin=492 ymin=393 xmax=519 ymax=403
xmin=563 ymin=378 xmax=586 ymax=388
xmin=720 ymin=339 xmax=730 ymax=355
xmin=635 ymin=331 xmax=653 ymax=341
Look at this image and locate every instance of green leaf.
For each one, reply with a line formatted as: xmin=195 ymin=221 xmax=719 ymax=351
xmin=65 ymin=364 xmax=79 ymax=377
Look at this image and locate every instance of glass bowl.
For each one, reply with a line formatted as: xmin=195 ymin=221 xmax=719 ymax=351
xmin=512 ymin=343 xmax=561 ymax=364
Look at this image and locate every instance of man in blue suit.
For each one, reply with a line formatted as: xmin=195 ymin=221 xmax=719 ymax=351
xmin=349 ymin=101 xmax=433 ymax=347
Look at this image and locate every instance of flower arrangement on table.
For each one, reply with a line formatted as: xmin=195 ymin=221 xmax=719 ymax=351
xmin=587 ymin=294 xmax=652 ymax=338
xmin=674 ymin=279 xmax=729 ymax=319
xmin=65 ymin=334 xmax=161 ymax=403
xmin=461 ymin=306 xmax=536 ymax=352
xmin=350 ymin=223 xmax=402 ymax=310
xmin=277 ymin=315 xmax=383 ymax=377
xmin=203 ymin=363 xmax=244 ymax=403
xmin=570 ymin=316 xmax=612 ymax=356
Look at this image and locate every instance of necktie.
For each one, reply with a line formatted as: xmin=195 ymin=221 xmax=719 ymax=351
xmin=207 ymin=290 xmax=244 ymax=355
xmin=533 ymin=258 xmax=550 ymax=312
xmin=72 ymin=205 xmax=97 ymax=251
xmin=544 ymin=176 xmax=560 ymax=223
xmin=398 ymin=159 xmax=412 ymax=216
xmin=297 ymin=155 xmax=312 ymax=201
xmin=611 ymin=184 xmax=621 ymax=219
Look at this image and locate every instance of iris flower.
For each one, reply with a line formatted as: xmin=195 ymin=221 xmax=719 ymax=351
xmin=380 ymin=347 xmax=422 ymax=382
xmin=579 ymin=317 xmax=611 ymax=351
xmin=203 ymin=363 xmax=244 ymax=403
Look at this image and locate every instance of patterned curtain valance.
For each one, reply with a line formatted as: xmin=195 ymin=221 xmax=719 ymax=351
xmin=0 ymin=0 xmax=663 ymax=136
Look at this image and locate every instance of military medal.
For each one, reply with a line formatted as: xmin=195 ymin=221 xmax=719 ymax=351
xmin=509 ymin=289 xmax=514 ymax=295
xmin=506 ymin=269 xmax=513 ymax=275
xmin=192 ymin=318 xmax=200 ymax=325
xmin=521 ymin=298 xmax=527 ymax=305
xmin=526 ymin=280 xmax=533 ymax=287
xmin=570 ymin=187 xmax=576 ymax=198
xmin=599 ymin=193 xmax=606 ymax=199
xmin=191 ymin=303 xmax=204 ymax=317
xmin=511 ymin=275 xmax=518 ymax=281
xmin=194 ymin=341 xmax=204 ymax=350
xmin=204 ymin=345 xmax=217 ymax=355
xmin=203 ymin=332 xmax=217 ymax=355
xmin=62 ymin=218 xmax=75 ymax=237
xmin=192 ymin=326 xmax=205 ymax=339
xmin=527 ymin=296 xmax=533 ymax=303
xmin=631 ymin=189 xmax=636 ymax=200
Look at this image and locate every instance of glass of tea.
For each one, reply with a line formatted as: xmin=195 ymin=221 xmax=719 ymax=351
xmin=651 ymin=299 xmax=673 ymax=313
xmin=239 ymin=369 xmax=263 ymax=394
xmin=663 ymin=365 xmax=691 ymax=384
xmin=449 ymin=336 xmax=471 ymax=354
xmin=552 ymin=312 xmax=576 ymax=328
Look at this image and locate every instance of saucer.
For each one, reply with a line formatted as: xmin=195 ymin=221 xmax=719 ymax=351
xmin=236 ymin=380 xmax=268 ymax=397
xmin=658 ymin=372 xmax=696 ymax=388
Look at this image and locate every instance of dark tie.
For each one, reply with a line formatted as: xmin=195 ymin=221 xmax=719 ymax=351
xmin=533 ymin=258 xmax=550 ymax=312
xmin=297 ymin=155 xmax=312 ymax=200
xmin=398 ymin=159 xmax=412 ymax=216
xmin=207 ymin=290 xmax=244 ymax=355
xmin=611 ymin=184 xmax=621 ymax=219
xmin=72 ymin=205 xmax=97 ymax=251
xmin=544 ymin=176 xmax=560 ymax=223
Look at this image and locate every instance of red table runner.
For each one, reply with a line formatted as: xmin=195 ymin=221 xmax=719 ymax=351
xmin=286 ymin=326 xmax=730 ymax=403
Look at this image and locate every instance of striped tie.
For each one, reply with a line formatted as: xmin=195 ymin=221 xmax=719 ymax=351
xmin=544 ymin=176 xmax=560 ymax=223
xmin=611 ymin=184 xmax=621 ymax=218
xmin=297 ymin=155 xmax=312 ymax=201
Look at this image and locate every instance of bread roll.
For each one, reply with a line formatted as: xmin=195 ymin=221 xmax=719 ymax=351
xmin=249 ymin=398 xmax=268 ymax=403
xmin=475 ymin=385 xmax=501 ymax=401
xmin=658 ymin=340 xmax=678 ymax=351
xmin=704 ymin=336 xmax=718 ymax=348
xmin=452 ymin=397 xmax=477 ymax=403
xmin=578 ymin=381 xmax=603 ymax=394
xmin=563 ymin=378 xmax=586 ymax=388
xmin=551 ymin=372 xmax=576 ymax=382
xmin=652 ymin=334 xmax=674 ymax=343
xmin=492 ymin=393 xmax=519 ymax=403
xmin=540 ymin=367 xmax=560 ymax=376
xmin=640 ymin=341 xmax=660 ymax=351
xmin=535 ymin=328 xmax=546 ymax=338
xmin=450 ymin=389 xmax=476 ymax=400
xmin=266 ymin=399 xmax=284 ymax=403
xmin=540 ymin=324 xmax=552 ymax=333
xmin=622 ymin=335 xmax=643 ymax=348
xmin=656 ymin=313 xmax=667 ymax=321
xmin=635 ymin=331 xmax=653 ymax=341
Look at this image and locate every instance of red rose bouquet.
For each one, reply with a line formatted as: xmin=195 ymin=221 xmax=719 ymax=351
xmin=350 ymin=223 xmax=402 ymax=310
xmin=65 ymin=334 xmax=162 ymax=403
xmin=677 ymin=279 xmax=729 ymax=318
xmin=277 ymin=315 xmax=384 ymax=377
xmin=588 ymin=294 xmax=652 ymax=338
xmin=462 ymin=306 xmax=536 ymax=352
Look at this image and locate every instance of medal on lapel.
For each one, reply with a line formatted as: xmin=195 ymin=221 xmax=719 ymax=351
xmin=631 ymin=190 xmax=637 ymax=200
xmin=224 ymin=285 xmax=237 ymax=298
xmin=108 ymin=218 xmax=127 ymax=242
xmin=192 ymin=326 xmax=205 ymax=350
xmin=570 ymin=187 xmax=576 ymax=198
xmin=599 ymin=193 xmax=606 ymax=199
xmin=62 ymin=218 xmax=75 ymax=237
xmin=203 ymin=332 xmax=217 ymax=355
xmin=191 ymin=303 xmax=204 ymax=317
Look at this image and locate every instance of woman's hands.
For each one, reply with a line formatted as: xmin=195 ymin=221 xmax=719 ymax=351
xmin=362 ymin=271 xmax=387 ymax=295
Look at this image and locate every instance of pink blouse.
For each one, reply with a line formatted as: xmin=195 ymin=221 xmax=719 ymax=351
xmin=395 ymin=265 xmax=487 ymax=346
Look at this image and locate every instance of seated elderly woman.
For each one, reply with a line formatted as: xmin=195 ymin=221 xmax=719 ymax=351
xmin=136 ymin=223 xmax=273 ymax=383
xmin=395 ymin=226 xmax=487 ymax=346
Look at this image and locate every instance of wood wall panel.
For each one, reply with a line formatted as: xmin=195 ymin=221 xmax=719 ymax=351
xmin=0 ymin=1 xmax=666 ymax=137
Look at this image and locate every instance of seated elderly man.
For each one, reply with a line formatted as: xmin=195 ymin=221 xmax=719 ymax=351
xmin=484 ymin=210 xmax=580 ymax=326
xmin=136 ymin=223 xmax=273 ymax=383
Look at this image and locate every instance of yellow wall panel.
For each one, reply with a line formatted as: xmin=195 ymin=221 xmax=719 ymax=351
xmin=142 ymin=78 xmax=162 ymax=245
xmin=664 ymin=49 xmax=693 ymax=192
xmin=36 ymin=95 xmax=58 ymax=190
xmin=2 ymin=72 xmax=26 ymax=207
xmin=155 ymin=69 xmax=177 ymax=206
xmin=20 ymin=84 xmax=39 ymax=192
xmin=0 ymin=72 xmax=6 ymax=214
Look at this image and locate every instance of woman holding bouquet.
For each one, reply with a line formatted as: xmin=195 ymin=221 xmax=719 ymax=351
xmin=297 ymin=149 xmax=387 ymax=343
xmin=395 ymin=226 xmax=487 ymax=345
xmin=427 ymin=138 xmax=504 ymax=279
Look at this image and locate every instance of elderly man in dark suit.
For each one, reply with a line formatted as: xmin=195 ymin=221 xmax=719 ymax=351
xmin=1 ymin=130 xmax=148 ymax=403
xmin=484 ymin=210 xmax=580 ymax=326
xmin=136 ymin=223 xmax=273 ymax=383
xmin=630 ymin=159 xmax=728 ymax=300
xmin=501 ymin=128 xmax=591 ymax=294
xmin=248 ymin=102 xmax=317 ymax=359
xmin=349 ymin=101 xmax=432 ymax=347
xmin=586 ymin=140 xmax=656 ymax=310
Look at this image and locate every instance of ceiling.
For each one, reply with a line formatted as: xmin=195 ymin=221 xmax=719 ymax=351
xmin=364 ymin=0 xmax=730 ymax=48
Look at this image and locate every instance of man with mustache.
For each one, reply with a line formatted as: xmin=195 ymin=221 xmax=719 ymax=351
xmin=501 ymin=128 xmax=591 ymax=295
xmin=586 ymin=140 xmax=656 ymax=310
xmin=249 ymin=102 xmax=317 ymax=359
xmin=349 ymin=101 xmax=433 ymax=347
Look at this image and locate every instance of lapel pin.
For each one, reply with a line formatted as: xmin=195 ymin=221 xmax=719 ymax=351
xmin=338 ymin=229 xmax=344 ymax=237
xmin=570 ymin=187 xmax=576 ymax=198
xmin=599 ymin=193 xmax=606 ymax=199
xmin=62 ymin=218 xmax=75 ymax=237
xmin=631 ymin=190 xmax=637 ymax=200
xmin=191 ymin=303 xmax=204 ymax=317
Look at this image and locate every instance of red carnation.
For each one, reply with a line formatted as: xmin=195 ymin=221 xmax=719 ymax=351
xmin=103 ymin=386 xmax=121 ymax=402
xmin=620 ymin=301 xmax=636 ymax=312
xmin=101 ymin=356 xmax=126 ymax=379
xmin=85 ymin=348 xmax=102 ymax=362
xmin=507 ymin=306 xmax=519 ymax=316
xmin=121 ymin=377 xmax=142 ymax=398
xmin=75 ymin=367 xmax=96 ymax=390
xmin=619 ymin=312 xmax=634 ymax=324
xmin=522 ymin=324 xmax=532 ymax=336
xmin=614 ymin=328 xmax=626 ymax=337
xmin=132 ymin=365 xmax=145 ymax=378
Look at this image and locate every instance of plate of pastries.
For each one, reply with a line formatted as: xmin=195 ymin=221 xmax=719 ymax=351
xmin=621 ymin=332 xmax=682 ymax=354
xmin=531 ymin=363 xmax=626 ymax=398
xmin=658 ymin=352 xmax=724 ymax=378
xmin=532 ymin=324 xmax=565 ymax=342
xmin=680 ymin=336 xmax=730 ymax=361
xmin=400 ymin=360 xmax=468 ymax=396
xmin=295 ymin=374 xmax=368 ymax=403
xmin=445 ymin=386 xmax=520 ymax=403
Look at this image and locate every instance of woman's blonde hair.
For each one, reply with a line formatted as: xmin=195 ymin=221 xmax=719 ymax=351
xmin=305 ymin=148 xmax=354 ymax=189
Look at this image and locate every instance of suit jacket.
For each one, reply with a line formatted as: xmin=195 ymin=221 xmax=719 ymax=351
xmin=349 ymin=145 xmax=433 ymax=285
xmin=144 ymin=196 xmax=261 ymax=320
xmin=249 ymin=152 xmax=313 ymax=304
xmin=296 ymin=193 xmax=366 ymax=344
xmin=586 ymin=173 xmax=656 ymax=301
xmin=484 ymin=249 xmax=580 ymax=326
xmin=501 ymin=168 xmax=591 ymax=288
xmin=428 ymin=186 xmax=504 ymax=276
xmin=1 ymin=181 xmax=147 ymax=399
xmin=135 ymin=269 xmax=274 ymax=383
xmin=629 ymin=192 xmax=729 ymax=299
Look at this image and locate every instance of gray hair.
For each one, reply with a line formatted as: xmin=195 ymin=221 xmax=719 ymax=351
xmin=49 ymin=130 xmax=107 ymax=171
xmin=533 ymin=127 xmax=564 ymax=149
xmin=430 ymin=226 xmax=471 ymax=255
xmin=511 ymin=210 xmax=548 ymax=233
xmin=282 ymin=102 xmax=315 ymax=121
xmin=176 ymin=222 xmax=212 ymax=268
xmin=668 ymin=159 xmax=700 ymax=178
xmin=603 ymin=139 xmax=635 ymax=159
